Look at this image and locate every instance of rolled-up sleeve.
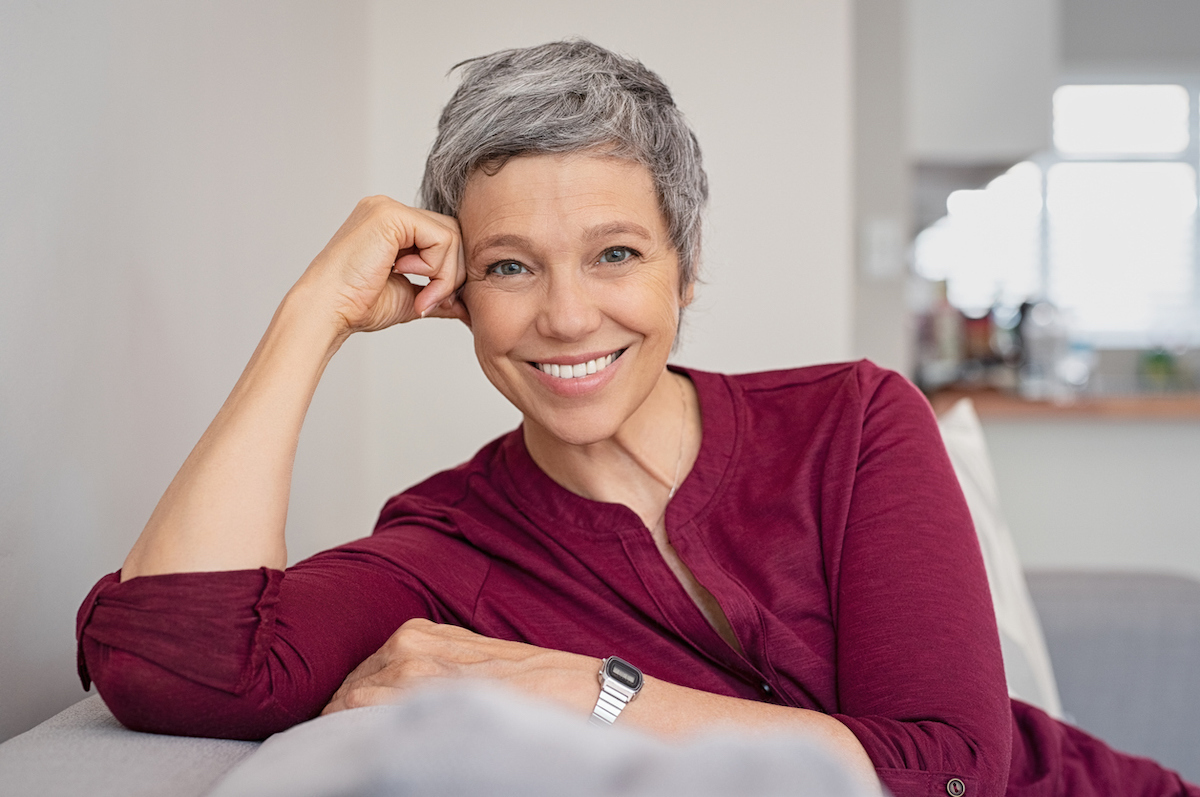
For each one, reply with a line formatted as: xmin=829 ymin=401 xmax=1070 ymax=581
xmin=76 ymin=540 xmax=447 ymax=740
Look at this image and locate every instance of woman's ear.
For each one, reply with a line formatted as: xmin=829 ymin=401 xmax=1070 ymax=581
xmin=680 ymin=280 xmax=696 ymax=308
xmin=454 ymin=288 xmax=472 ymax=329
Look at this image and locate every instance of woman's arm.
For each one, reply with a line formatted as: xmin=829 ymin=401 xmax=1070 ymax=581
xmin=121 ymin=198 xmax=465 ymax=580
xmin=320 ymin=619 xmax=882 ymax=791
xmin=825 ymin=368 xmax=1012 ymax=796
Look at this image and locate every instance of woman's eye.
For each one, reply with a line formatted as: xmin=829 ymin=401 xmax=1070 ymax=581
xmin=598 ymin=247 xmax=636 ymax=264
xmin=489 ymin=261 xmax=527 ymax=277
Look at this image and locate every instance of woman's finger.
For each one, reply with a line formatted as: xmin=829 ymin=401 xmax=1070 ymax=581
xmin=408 ymin=212 xmax=465 ymax=318
xmin=416 ymin=290 xmax=470 ymax=323
xmin=392 ymin=249 xmax=434 ymax=276
xmin=321 ymin=683 xmax=406 ymax=715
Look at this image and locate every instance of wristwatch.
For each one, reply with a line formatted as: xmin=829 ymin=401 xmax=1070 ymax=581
xmin=589 ymin=655 xmax=644 ymax=726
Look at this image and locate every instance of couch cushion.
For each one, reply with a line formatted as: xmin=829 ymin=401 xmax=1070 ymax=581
xmin=209 ymin=683 xmax=872 ymax=797
xmin=937 ymin=398 xmax=1064 ymax=717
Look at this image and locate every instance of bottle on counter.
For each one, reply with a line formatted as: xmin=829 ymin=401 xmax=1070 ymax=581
xmin=1018 ymin=300 xmax=1072 ymax=401
xmin=915 ymin=281 xmax=964 ymax=392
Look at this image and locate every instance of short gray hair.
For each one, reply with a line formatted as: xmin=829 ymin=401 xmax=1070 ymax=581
xmin=419 ymin=40 xmax=708 ymax=291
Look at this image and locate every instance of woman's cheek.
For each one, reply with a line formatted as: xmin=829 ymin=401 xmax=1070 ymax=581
xmin=481 ymin=294 xmax=534 ymax=348
xmin=609 ymin=280 xmax=680 ymax=339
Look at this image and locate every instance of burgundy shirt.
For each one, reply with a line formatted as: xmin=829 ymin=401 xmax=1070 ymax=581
xmin=76 ymin=362 xmax=1197 ymax=796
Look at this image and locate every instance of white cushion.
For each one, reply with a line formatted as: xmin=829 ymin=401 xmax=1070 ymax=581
xmin=938 ymin=399 xmax=1064 ymax=718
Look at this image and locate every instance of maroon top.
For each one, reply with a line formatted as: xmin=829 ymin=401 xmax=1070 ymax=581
xmin=76 ymin=362 xmax=1197 ymax=797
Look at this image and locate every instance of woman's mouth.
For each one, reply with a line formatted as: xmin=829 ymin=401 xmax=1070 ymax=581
xmin=530 ymin=349 xmax=626 ymax=380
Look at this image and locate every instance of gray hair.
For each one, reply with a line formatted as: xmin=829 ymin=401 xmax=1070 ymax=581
xmin=419 ymin=40 xmax=708 ymax=291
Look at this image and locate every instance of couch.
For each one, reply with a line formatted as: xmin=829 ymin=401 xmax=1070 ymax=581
xmin=2 ymin=568 xmax=1197 ymax=795
xmin=1024 ymin=569 xmax=1200 ymax=781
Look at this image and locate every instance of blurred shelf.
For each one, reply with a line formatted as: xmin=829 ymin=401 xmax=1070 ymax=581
xmin=929 ymin=388 xmax=1200 ymax=420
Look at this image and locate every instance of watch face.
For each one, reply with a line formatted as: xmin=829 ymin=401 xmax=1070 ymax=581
xmin=606 ymin=657 xmax=643 ymax=691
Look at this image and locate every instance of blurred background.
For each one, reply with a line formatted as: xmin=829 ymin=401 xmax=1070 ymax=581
xmin=2 ymin=0 xmax=1198 ymax=742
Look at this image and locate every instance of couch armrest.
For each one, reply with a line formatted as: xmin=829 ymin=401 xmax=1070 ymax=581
xmin=1025 ymin=570 xmax=1200 ymax=782
xmin=0 ymin=695 xmax=258 ymax=797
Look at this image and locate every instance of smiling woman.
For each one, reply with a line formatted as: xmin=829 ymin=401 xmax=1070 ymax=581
xmin=75 ymin=40 xmax=1198 ymax=797
xmin=460 ymin=155 xmax=691 ymax=467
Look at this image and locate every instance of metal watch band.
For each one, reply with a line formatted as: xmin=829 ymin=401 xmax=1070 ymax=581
xmin=590 ymin=679 xmax=633 ymax=726
xmin=589 ymin=656 xmax=643 ymax=727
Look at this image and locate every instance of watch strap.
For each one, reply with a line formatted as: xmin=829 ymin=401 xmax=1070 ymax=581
xmin=590 ymin=679 xmax=633 ymax=726
xmin=589 ymin=656 xmax=642 ymax=727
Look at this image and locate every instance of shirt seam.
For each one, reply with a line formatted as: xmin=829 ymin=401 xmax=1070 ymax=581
xmin=468 ymin=558 xmax=494 ymax=629
xmin=669 ymin=370 xmax=743 ymax=531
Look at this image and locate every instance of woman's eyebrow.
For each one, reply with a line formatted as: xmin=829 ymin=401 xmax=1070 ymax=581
xmin=469 ymin=222 xmax=654 ymax=262
xmin=470 ymin=233 xmax=530 ymax=261
xmin=583 ymin=221 xmax=653 ymax=242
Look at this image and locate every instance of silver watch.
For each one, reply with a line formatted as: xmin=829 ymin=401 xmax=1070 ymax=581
xmin=589 ymin=656 xmax=643 ymax=726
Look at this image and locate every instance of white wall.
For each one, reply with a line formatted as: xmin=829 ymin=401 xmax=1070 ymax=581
xmin=0 ymin=1 xmax=373 ymax=741
xmin=852 ymin=0 xmax=912 ymax=374
xmin=908 ymin=0 xmax=1059 ymax=162
xmin=1063 ymin=0 xmax=1200 ymax=71
xmin=0 ymin=1 xmax=856 ymax=740
xmin=909 ymin=0 xmax=1200 ymax=161
xmin=984 ymin=420 xmax=1200 ymax=579
xmin=360 ymin=0 xmax=856 ymax=502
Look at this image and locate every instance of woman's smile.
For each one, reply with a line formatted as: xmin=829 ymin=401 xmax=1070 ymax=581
xmin=525 ymin=347 xmax=628 ymax=398
xmin=530 ymin=348 xmax=625 ymax=379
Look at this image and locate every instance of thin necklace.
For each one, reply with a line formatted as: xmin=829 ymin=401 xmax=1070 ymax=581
xmin=667 ymin=375 xmax=687 ymax=500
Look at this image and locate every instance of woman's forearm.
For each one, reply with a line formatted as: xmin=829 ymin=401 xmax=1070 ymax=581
xmin=121 ymin=284 xmax=346 ymax=579
xmin=119 ymin=198 xmax=465 ymax=581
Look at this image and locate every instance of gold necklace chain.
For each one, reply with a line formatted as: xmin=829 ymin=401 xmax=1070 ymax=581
xmin=667 ymin=374 xmax=686 ymax=500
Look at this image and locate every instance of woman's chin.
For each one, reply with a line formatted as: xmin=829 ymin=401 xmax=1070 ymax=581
xmin=525 ymin=412 xmax=623 ymax=449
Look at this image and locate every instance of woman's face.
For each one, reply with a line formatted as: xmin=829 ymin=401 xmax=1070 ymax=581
xmin=458 ymin=153 xmax=689 ymax=447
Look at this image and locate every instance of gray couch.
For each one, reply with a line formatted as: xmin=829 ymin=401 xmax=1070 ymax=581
xmin=1024 ymin=570 xmax=1200 ymax=781
xmin=2 ymin=570 xmax=1197 ymax=795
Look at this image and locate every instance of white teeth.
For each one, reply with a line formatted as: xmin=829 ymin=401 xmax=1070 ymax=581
xmin=536 ymin=352 xmax=620 ymax=379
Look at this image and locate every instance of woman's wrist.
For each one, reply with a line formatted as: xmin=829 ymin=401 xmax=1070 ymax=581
xmin=277 ymin=277 xmax=357 ymax=359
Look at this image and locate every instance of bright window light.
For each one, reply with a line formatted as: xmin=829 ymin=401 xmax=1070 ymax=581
xmin=914 ymin=162 xmax=1043 ymax=315
xmin=917 ymin=83 xmax=1200 ymax=347
xmin=1047 ymin=162 xmax=1196 ymax=338
xmin=1053 ymin=84 xmax=1189 ymax=155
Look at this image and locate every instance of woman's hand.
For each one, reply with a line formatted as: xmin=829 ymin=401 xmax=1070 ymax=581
xmin=321 ymin=619 xmax=599 ymax=716
xmin=295 ymin=196 xmax=468 ymax=338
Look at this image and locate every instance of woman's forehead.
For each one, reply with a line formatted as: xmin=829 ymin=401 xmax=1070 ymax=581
xmin=458 ymin=153 xmax=667 ymax=249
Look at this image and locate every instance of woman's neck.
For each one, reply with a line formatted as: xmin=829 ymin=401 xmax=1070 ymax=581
xmin=523 ymin=369 xmax=702 ymax=531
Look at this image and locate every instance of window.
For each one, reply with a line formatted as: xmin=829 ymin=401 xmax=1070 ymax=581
xmin=1053 ymin=84 xmax=1189 ymax=155
xmin=915 ymin=83 xmax=1200 ymax=348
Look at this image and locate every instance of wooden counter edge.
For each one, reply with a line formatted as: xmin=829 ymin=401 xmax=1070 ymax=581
xmin=928 ymin=389 xmax=1200 ymax=420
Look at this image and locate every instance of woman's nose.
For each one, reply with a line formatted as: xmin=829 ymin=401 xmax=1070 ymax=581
xmin=536 ymin=270 xmax=603 ymax=342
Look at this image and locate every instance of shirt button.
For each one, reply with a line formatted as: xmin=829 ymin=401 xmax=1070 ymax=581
xmin=946 ymin=778 xmax=966 ymax=796
xmin=760 ymin=682 xmax=773 ymax=697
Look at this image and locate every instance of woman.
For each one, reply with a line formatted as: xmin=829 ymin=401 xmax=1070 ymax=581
xmin=77 ymin=41 xmax=1197 ymax=796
